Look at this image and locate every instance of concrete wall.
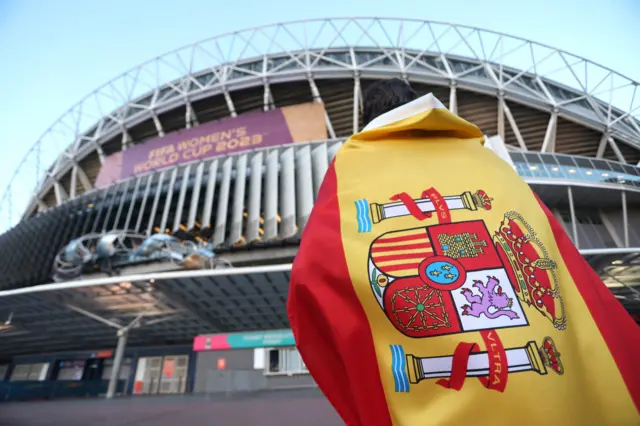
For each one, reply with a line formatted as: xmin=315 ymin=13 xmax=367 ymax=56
xmin=193 ymin=348 xmax=316 ymax=394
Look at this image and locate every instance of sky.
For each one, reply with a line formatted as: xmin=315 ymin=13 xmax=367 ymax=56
xmin=0 ymin=0 xmax=638 ymax=225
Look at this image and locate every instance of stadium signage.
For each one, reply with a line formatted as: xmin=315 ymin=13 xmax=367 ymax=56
xmin=193 ymin=329 xmax=296 ymax=351
xmin=95 ymin=102 xmax=327 ymax=188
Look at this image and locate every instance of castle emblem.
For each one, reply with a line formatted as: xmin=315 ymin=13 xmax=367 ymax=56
xmin=438 ymin=232 xmax=488 ymax=259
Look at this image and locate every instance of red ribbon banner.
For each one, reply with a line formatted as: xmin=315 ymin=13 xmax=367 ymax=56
xmin=436 ymin=330 xmax=508 ymax=392
xmin=390 ymin=187 xmax=451 ymax=224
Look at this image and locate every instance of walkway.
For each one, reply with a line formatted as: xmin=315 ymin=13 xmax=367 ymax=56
xmin=1 ymin=389 xmax=343 ymax=426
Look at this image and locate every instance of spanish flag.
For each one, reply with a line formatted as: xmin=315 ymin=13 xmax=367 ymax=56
xmin=288 ymin=93 xmax=640 ymax=425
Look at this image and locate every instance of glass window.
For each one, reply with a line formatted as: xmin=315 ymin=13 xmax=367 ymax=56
xmin=554 ymin=155 xmax=577 ymax=167
xmin=57 ymin=360 xmax=86 ymax=381
xmin=509 ymin=152 xmax=527 ymax=163
xmin=622 ymin=164 xmax=640 ymax=176
xmin=265 ymin=347 xmax=308 ymax=375
xmin=523 ymin=153 xmax=544 ymax=164
xmin=101 ymin=358 xmax=132 ymax=381
xmin=573 ymin=157 xmax=594 ymax=169
xmin=590 ymin=159 xmax=611 ymax=171
xmin=608 ymin=162 xmax=626 ymax=174
xmin=0 ymin=364 xmax=8 ymax=381
xmin=10 ymin=363 xmax=49 ymax=381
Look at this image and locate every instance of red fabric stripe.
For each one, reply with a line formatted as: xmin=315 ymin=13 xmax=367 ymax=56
xmin=372 ymin=251 xmax=432 ymax=263
xmin=436 ymin=342 xmax=477 ymax=390
xmin=479 ymin=330 xmax=507 ymax=392
xmin=379 ymin=262 xmax=422 ymax=272
xmin=423 ymin=187 xmax=451 ymax=224
xmin=371 ymin=242 xmax=433 ymax=253
xmin=435 ymin=331 xmax=507 ymax=392
xmin=376 ymin=234 xmax=427 ymax=244
xmin=390 ymin=192 xmax=432 ymax=220
xmin=288 ymin=163 xmax=393 ymax=426
xmin=535 ymin=195 xmax=640 ymax=411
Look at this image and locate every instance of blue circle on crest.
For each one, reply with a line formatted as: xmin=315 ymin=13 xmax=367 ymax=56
xmin=419 ymin=256 xmax=467 ymax=291
xmin=425 ymin=261 xmax=459 ymax=285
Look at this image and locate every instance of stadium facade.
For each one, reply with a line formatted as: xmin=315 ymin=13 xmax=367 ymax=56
xmin=0 ymin=18 xmax=639 ymax=401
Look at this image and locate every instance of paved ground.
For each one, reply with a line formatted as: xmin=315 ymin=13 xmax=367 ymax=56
xmin=0 ymin=389 xmax=343 ymax=426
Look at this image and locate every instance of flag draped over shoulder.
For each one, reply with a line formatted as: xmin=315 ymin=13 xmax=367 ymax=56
xmin=287 ymin=94 xmax=640 ymax=426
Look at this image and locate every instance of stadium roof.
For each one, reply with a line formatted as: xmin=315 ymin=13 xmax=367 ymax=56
xmin=0 ymin=249 xmax=639 ymax=357
xmin=1 ymin=17 xmax=640 ymax=231
xmin=0 ymin=264 xmax=292 ymax=356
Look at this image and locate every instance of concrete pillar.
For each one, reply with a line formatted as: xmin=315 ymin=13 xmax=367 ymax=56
xmin=622 ymin=191 xmax=629 ymax=248
xmin=567 ymin=186 xmax=579 ymax=248
xmin=106 ymin=329 xmax=128 ymax=399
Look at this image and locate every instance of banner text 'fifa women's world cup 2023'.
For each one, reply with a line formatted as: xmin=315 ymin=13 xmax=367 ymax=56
xmin=94 ymin=102 xmax=328 ymax=188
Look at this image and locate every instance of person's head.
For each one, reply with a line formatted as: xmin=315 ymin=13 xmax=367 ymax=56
xmin=362 ymin=78 xmax=419 ymax=127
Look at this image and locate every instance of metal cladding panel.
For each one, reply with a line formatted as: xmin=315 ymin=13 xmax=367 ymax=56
xmin=135 ymin=174 xmax=154 ymax=233
xmin=263 ymin=150 xmax=279 ymax=241
xmin=80 ymin=197 xmax=96 ymax=235
xmin=187 ymin=162 xmax=205 ymax=231
xmin=91 ymin=185 xmax=113 ymax=233
xmin=295 ymin=145 xmax=314 ymax=232
xmin=173 ymin=164 xmax=192 ymax=232
xmin=101 ymin=181 xmax=122 ymax=232
xmin=311 ymin=142 xmax=329 ymax=198
xmin=200 ymin=160 xmax=219 ymax=230
xmin=327 ymin=141 xmax=343 ymax=163
xmin=230 ymin=154 xmax=248 ymax=246
xmin=69 ymin=166 xmax=78 ymax=198
xmin=0 ymin=203 xmax=76 ymax=290
xmin=279 ymin=147 xmax=296 ymax=239
xmin=213 ymin=157 xmax=232 ymax=246
xmin=246 ymin=152 xmax=263 ymax=243
xmin=112 ymin=179 xmax=130 ymax=230
xmin=124 ymin=175 xmax=142 ymax=231
xmin=146 ymin=170 xmax=167 ymax=235
xmin=160 ymin=167 xmax=179 ymax=232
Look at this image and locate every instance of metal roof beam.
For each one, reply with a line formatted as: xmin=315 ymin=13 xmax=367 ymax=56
xmin=0 ymin=264 xmax=293 ymax=297
xmin=65 ymin=303 xmax=123 ymax=329
xmin=154 ymin=279 xmax=229 ymax=331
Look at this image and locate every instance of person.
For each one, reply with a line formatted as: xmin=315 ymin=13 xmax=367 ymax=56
xmin=362 ymin=78 xmax=419 ymax=127
xmin=288 ymin=78 xmax=640 ymax=426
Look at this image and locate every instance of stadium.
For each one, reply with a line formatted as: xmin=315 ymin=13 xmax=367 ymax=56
xmin=0 ymin=17 xmax=639 ymax=402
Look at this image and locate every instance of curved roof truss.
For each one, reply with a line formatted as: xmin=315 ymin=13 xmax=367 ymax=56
xmin=2 ymin=17 xmax=640 ymax=230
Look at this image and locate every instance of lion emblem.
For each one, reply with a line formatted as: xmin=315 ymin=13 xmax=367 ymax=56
xmin=461 ymin=276 xmax=519 ymax=320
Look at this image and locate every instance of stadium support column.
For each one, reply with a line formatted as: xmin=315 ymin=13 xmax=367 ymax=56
xmin=541 ymin=110 xmax=557 ymax=153
xmin=622 ymin=190 xmax=629 ymax=248
xmin=449 ymin=83 xmax=458 ymax=115
xmin=497 ymin=94 xmax=505 ymax=141
xmin=106 ymin=328 xmax=128 ymax=399
xmin=308 ymin=75 xmax=336 ymax=139
xmin=567 ymin=186 xmax=579 ymax=248
xmin=353 ymin=73 xmax=361 ymax=134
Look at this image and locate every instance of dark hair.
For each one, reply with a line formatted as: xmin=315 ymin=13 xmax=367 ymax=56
xmin=362 ymin=78 xmax=419 ymax=127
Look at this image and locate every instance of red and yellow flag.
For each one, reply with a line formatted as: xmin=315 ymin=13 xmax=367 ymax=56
xmin=288 ymin=94 xmax=640 ymax=425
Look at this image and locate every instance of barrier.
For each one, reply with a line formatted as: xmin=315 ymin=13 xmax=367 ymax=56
xmin=0 ymin=379 xmax=126 ymax=402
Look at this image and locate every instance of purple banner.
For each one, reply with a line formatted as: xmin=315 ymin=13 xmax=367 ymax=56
xmin=121 ymin=108 xmax=294 ymax=178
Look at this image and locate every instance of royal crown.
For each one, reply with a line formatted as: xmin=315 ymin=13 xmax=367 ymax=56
xmin=493 ymin=211 xmax=566 ymax=330
xmin=540 ymin=336 xmax=563 ymax=375
xmin=524 ymin=336 xmax=564 ymax=375
xmin=461 ymin=190 xmax=493 ymax=211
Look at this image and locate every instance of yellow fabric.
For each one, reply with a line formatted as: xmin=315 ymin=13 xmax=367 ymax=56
xmin=333 ymin=107 xmax=637 ymax=425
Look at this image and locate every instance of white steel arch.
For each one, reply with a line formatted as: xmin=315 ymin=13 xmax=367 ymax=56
xmin=2 ymin=17 xmax=640 ymax=232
